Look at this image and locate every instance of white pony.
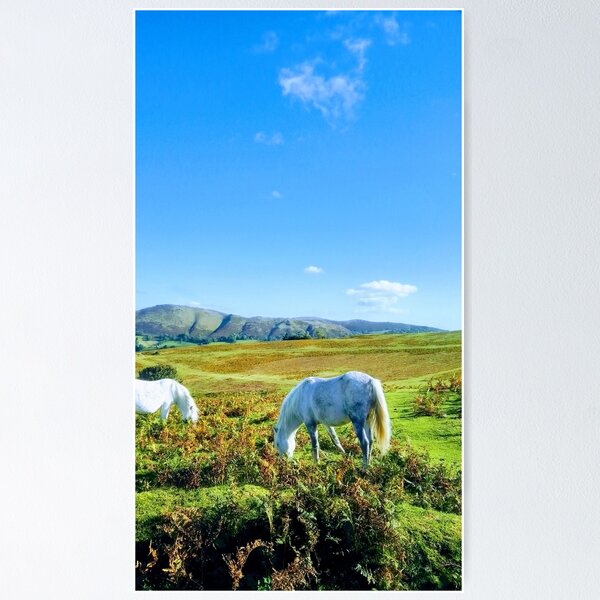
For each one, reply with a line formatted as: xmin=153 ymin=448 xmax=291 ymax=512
xmin=135 ymin=378 xmax=199 ymax=423
xmin=273 ymin=371 xmax=391 ymax=469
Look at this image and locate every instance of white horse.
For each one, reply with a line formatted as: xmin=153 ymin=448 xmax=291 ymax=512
xmin=135 ymin=378 xmax=199 ymax=423
xmin=273 ymin=371 xmax=391 ymax=469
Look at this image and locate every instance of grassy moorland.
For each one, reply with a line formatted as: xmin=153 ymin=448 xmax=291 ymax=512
xmin=135 ymin=331 xmax=462 ymax=591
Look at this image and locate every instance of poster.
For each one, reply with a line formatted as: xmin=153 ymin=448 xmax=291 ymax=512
xmin=135 ymin=9 xmax=462 ymax=591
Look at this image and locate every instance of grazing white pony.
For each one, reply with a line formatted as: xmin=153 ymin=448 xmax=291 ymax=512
xmin=274 ymin=371 xmax=391 ymax=469
xmin=135 ymin=378 xmax=199 ymax=423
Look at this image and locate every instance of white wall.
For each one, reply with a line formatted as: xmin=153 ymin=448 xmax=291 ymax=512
xmin=1 ymin=1 xmax=599 ymax=598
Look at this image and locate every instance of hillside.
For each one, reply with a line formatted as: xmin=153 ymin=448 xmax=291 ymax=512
xmin=136 ymin=304 xmax=442 ymax=343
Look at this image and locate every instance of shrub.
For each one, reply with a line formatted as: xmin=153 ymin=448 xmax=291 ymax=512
xmin=413 ymin=392 xmax=444 ymax=417
xmin=282 ymin=331 xmax=311 ymax=340
xmin=413 ymin=376 xmax=462 ymax=417
xmin=138 ymin=364 xmax=180 ymax=382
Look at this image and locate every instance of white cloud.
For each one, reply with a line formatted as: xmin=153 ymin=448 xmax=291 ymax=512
xmin=272 ymin=190 xmax=283 ymax=199
xmin=346 ymin=280 xmax=417 ymax=313
xmin=254 ymin=131 xmax=283 ymax=146
xmin=375 ymin=14 xmax=410 ymax=46
xmin=348 ymin=280 xmax=417 ymax=296
xmin=279 ymin=62 xmax=364 ymax=122
xmin=279 ymin=26 xmax=373 ymax=125
xmin=253 ymin=31 xmax=279 ymax=53
xmin=343 ymin=38 xmax=371 ymax=72
xmin=304 ymin=265 xmax=324 ymax=274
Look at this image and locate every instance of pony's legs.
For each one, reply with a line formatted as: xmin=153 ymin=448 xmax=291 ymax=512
xmin=365 ymin=425 xmax=373 ymax=462
xmin=351 ymin=420 xmax=370 ymax=469
xmin=160 ymin=401 xmax=171 ymax=420
xmin=305 ymin=422 xmax=320 ymax=463
xmin=325 ymin=425 xmax=345 ymax=454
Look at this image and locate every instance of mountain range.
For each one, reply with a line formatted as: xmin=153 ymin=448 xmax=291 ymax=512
xmin=136 ymin=304 xmax=443 ymax=342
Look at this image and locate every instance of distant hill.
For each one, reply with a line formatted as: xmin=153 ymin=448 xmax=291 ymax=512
xmin=136 ymin=304 xmax=443 ymax=343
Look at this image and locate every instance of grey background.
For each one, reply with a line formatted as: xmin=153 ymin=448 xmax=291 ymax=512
xmin=1 ymin=1 xmax=599 ymax=598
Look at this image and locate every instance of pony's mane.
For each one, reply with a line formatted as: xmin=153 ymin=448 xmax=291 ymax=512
xmin=277 ymin=380 xmax=304 ymax=431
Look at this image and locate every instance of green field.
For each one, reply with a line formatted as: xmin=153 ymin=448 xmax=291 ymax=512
xmin=135 ymin=331 xmax=462 ymax=591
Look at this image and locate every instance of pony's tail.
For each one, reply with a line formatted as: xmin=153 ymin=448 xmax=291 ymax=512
xmin=369 ymin=378 xmax=391 ymax=454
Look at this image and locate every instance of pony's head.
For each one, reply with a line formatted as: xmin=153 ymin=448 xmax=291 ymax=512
xmin=274 ymin=382 xmax=303 ymax=458
xmin=184 ymin=400 xmax=198 ymax=423
xmin=273 ymin=423 xmax=295 ymax=458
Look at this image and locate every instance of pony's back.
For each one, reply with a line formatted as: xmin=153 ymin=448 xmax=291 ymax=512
xmin=135 ymin=378 xmax=178 ymax=413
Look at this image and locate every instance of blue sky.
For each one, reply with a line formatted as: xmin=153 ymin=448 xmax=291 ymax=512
xmin=136 ymin=10 xmax=462 ymax=330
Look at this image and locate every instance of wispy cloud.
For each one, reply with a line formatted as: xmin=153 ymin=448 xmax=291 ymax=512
xmin=375 ymin=14 xmax=410 ymax=46
xmin=272 ymin=190 xmax=283 ymax=199
xmin=254 ymin=131 xmax=284 ymax=146
xmin=304 ymin=265 xmax=324 ymax=274
xmin=279 ymin=24 xmax=373 ymax=125
xmin=343 ymin=38 xmax=371 ymax=72
xmin=279 ymin=61 xmax=365 ymax=123
xmin=346 ymin=279 xmax=417 ymax=313
xmin=253 ymin=31 xmax=279 ymax=53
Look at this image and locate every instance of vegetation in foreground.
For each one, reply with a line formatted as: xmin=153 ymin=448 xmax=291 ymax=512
xmin=135 ymin=331 xmax=462 ymax=590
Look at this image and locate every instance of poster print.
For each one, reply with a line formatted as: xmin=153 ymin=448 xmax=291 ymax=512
xmin=135 ymin=10 xmax=462 ymax=591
